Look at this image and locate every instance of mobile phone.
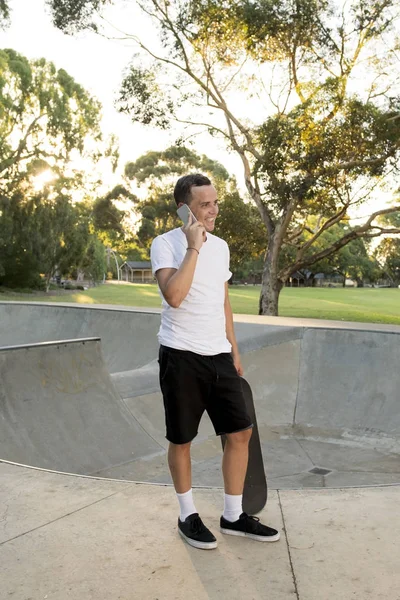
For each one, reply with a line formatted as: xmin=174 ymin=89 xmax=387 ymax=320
xmin=177 ymin=203 xmax=196 ymax=226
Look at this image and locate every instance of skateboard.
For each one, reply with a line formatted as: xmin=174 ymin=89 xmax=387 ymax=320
xmin=221 ymin=377 xmax=267 ymax=515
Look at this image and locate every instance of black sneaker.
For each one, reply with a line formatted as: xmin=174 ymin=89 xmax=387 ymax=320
xmin=220 ymin=512 xmax=280 ymax=542
xmin=178 ymin=513 xmax=218 ymax=550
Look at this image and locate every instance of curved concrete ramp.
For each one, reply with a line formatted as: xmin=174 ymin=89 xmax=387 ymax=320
xmin=297 ymin=328 xmax=400 ymax=436
xmin=0 ymin=302 xmax=161 ymax=372
xmin=0 ymin=339 xmax=163 ymax=474
xmin=242 ymin=327 xmax=400 ymax=439
xmin=1 ymin=301 xmax=400 ymax=488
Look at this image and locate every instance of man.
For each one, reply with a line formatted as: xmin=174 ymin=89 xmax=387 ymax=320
xmin=150 ymin=173 xmax=280 ymax=550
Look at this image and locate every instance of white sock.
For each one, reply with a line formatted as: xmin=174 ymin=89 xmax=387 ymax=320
xmin=177 ymin=489 xmax=197 ymax=522
xmin=223 ymin=493 xmax=243 ymax=522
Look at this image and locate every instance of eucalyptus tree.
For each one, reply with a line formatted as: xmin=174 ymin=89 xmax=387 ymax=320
xmin=49 ymin=0 xmax=400 ymax=314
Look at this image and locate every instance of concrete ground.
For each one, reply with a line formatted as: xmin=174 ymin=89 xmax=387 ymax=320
xmin=1 ymin=461 xmax=399 ymax=600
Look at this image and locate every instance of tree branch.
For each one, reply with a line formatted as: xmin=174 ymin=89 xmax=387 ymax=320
xmin=0 ymin=114 xmax=45 ymax=174
xmin=174 ymin=118 xmax=231 ymax=141
xmin=285 ymin=225 xmax=314 ymax=243
xmin=223 ymin=112 xmax=274 ymax=235
xmin=279 ymin=205 xmax=400 ymax=280
xmin=298 ymin=204 xmax=349 ymax=255
xmin=290 ymin=44 xmax=306 ymax=104
xmin=322 ymin=150 xmax=399 ymax=176
xmin=125 ymin=2 xmax=265 ymax=164
xmin=219 ymin=57 xmax=248 ymax=94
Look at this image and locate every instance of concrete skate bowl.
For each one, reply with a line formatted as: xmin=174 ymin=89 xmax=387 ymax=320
xmin=1 ymin=301 xmax=400 ymax=490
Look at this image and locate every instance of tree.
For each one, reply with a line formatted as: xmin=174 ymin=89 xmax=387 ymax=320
xmin=0 ymin=49 xmax=101 ymax=198
xmin=77 ymin=234 xmax=107 ymax=283
xmin=214 ymin=191 xmax=266 ymax=277
xmin=0 ymin=181 xmax=113 ymax=290
xmin=92 ymin=186 xmax=132 ymax=245
xmin=49 ymin=0 xmax=400 ymax=314
xmin=295 ymin=220 xmax=381 ymax=286
xmin=375 ymin=237 xmax=400 ymax=286
xmin=0 ymin=189 xmax=43 ymax=288
xmin=31 ymin=192 xmax=92 ymax=292
xmin=332 ymin=239 xmax=380 ymax=287
xmin=0 ymin=186 xmax=90 ymax=290
xmin=0 ymin=1 xmax=10 ymax=29
xmin=0 ymin=49 xmax=115 ymax=288
xmin=375 ymin=209 xmax=400 ymax=286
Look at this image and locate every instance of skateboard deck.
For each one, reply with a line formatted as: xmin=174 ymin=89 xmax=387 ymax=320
xmin=221 ymin=377 xmax=267 ymax=515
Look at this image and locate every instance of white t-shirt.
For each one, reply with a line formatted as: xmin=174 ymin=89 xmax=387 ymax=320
xmin=150 ymin=227 xmax=232 ymax=355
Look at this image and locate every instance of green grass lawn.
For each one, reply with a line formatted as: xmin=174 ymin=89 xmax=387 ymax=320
xmin=1 ymin=283 xmax=399 ymax=325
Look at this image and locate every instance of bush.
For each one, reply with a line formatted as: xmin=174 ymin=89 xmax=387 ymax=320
xmin=0 ymin=286 xmax=36 ymax=294
xmin=0 ymin=255 xmax=43 ymax=289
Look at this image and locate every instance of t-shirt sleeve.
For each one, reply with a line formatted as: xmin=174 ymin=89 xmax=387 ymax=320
xmin=225 ymin=242 xmax=233 ymax=282
xmin=150 ymin=236 xmax=179 ymax=275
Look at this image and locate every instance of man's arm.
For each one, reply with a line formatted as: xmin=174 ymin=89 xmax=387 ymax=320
xmin=155 ymin=215 xmax=205 ymax=308
xmin=224 ymin=282 xmax=244 ymax=376
xmin=156 ymin=250 xmax=197 ymax=308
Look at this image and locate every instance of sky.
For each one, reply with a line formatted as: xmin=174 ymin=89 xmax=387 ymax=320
xmin=0 ymin=0 xmax=243 ymax=187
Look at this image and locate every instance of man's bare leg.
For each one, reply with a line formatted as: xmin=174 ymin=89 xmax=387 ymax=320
xmin=168 ymin=441 xmax=192 ymax=493
xmin=169 ymin=441 xmax=217 ymax=548
xmin=221 ymin=428 xmax=252 ymax=522
xmin=222 ymin=429 xmax=252 ymax=495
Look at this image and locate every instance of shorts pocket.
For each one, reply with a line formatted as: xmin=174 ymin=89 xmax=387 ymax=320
xmin=159 ymin=347 xmax=173 ymax=382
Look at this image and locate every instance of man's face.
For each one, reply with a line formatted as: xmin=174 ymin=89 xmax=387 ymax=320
xmin=187 ymin=185 xmax=219 ymax=232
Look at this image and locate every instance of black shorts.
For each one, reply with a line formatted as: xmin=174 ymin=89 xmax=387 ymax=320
xmin=158 ymin=345 xmax=253 ymax=444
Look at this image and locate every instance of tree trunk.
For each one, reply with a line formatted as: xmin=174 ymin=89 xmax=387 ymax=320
xmin=259 ymin=245 xmax=283 ymax=315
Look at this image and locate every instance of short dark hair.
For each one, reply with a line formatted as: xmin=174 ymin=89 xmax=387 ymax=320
xmin=173 ymin=173 xmax=212 ymax=206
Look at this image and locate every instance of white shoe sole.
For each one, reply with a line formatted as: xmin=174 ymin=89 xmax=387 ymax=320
xmin=220 ymin=528 xmax=281 ymax=542
xmin=178 ymin=528 xmax=218 ymax=550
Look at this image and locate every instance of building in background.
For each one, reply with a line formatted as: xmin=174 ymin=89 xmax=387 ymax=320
xmin=120 ymin=261 xmax=153 ymax=283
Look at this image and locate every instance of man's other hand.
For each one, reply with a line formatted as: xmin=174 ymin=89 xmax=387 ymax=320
xmin=233 ymin=353 xmax=244 ymax=377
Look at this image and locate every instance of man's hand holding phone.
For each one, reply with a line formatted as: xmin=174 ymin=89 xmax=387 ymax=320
xmin=177 ymin=204 xmax=206 ymax=252
xmin=183 ymin=211 xmax=206 ymax=252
